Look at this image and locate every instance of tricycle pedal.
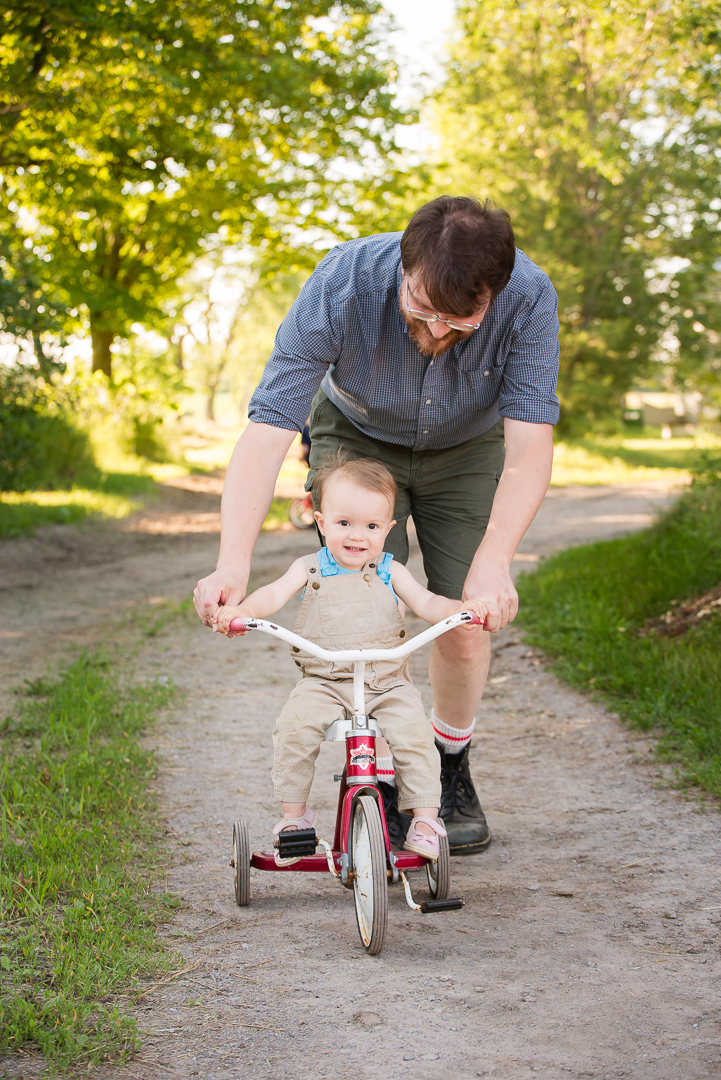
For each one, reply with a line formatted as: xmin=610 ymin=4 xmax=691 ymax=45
xmin=419 ymin=897 xmax=465 ymax=914
xmin=275 ymin=827 xmax=317 ymax=858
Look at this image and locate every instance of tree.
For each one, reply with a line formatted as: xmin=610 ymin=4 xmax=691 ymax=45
xmin=174 ymin=254 xmax=305 ymax=422
xmin=1 ymin=0 xmax=402 ymax=377
xmin=432 ymin=0 xmax=721 ymax=428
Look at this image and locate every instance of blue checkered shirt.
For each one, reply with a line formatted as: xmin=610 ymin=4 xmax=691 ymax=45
xmin=248 ymin=233 xmax=559 ymax=450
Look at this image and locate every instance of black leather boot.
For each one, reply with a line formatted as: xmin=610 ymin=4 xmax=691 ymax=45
xmin=437 ymin=740 xmax=492 ymax=855
xmin=378 ymin=780 xmax=413 ymax=851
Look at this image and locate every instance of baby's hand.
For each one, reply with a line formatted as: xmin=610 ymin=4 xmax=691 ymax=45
xmin=212 ymin=604 xmax=253 ymax=637
xmin=454 ymin=598 xmax=488 ymax=629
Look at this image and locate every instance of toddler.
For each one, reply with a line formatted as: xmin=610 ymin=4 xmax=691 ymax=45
xmin=214 ymin=456 xmax=487 ymax=863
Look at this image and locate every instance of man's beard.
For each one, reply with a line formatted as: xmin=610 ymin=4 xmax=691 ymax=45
xmin=399 ymin=299 xmax=467 ymax=357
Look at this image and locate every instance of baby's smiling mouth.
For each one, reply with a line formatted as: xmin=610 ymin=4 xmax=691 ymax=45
xmin=344 ymin=544 xmax=366 ymax=552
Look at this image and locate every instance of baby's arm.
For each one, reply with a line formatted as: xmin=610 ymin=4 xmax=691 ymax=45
xmin=390 ymin=562 xmax=488 ymax=627
xmin=213 ymin=558 xmax=308 ymax=636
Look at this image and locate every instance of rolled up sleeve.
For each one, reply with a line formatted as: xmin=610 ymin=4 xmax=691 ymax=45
xmin=248 ymin=269 xmax=342 ymax=431
xmin=498 ymin=276 xmax=560 ymax=426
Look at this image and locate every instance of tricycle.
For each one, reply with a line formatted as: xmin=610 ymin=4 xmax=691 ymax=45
xmin=229 ymin=609 xmax=483 ymax=955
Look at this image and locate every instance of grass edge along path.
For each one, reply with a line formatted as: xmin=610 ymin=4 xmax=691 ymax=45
xmin=0 ymin=470 xmax=157 ymax=538
xmin=517 ymin=478 xmax=721 ymax=798
xmin=0 ymin=653 xmax=180 ymax=1072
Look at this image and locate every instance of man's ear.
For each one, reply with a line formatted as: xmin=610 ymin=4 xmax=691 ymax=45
xmin=314 ymin=510 xmax=325 ymax=535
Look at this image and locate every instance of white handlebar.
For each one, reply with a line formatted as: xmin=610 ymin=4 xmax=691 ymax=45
xmin=227 ymin=610 xmax=484 ymax=661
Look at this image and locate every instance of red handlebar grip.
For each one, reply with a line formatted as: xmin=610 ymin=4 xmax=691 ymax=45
xmin=228 ymin=618 xmax=248 ymax=632
xmin=468 ymin=611 xmax=487 ymax=626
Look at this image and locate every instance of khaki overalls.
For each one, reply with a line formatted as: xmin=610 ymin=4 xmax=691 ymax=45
xmin=272 ymin=552 xmax=441 ymax=812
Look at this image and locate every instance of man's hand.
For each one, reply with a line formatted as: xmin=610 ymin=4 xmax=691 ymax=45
xmin=462 ymin=559 xmax=518 ymax=633
xmin=193 ymin=565 xmax=249 ymax=629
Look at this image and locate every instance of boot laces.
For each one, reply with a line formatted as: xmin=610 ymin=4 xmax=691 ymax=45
xmin=441 ymin=759 xmax=475 ymax=814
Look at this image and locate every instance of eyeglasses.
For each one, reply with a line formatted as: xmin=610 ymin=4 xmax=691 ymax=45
xmin=404 ymin=280 xmax=485 ymax=332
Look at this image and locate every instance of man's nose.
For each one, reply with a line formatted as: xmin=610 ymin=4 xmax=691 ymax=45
xmin=429 ymin=320 xmax=451 ymax=339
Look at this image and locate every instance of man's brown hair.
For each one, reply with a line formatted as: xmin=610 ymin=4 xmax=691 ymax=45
xmin=312 ymin=453 xmax=397 ymax=513
xmin=400 ymin=195 xmax=516 ymax=316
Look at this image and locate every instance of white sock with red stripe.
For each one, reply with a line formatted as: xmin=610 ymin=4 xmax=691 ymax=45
xmin=376 ymin=755 xmax=395 ymax=786
xmin=432 ymin=711 xmax=475 ymax=753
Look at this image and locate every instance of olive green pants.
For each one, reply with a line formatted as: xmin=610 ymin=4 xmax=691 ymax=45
xmin=307 ymin=390 xmax=505 ymax=599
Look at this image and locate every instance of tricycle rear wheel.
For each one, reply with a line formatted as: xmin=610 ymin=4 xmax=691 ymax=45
xmin=232 ymin=820 xmax=251 ymax=907
xmin=289 ymin=496 xmax=315 ymax=529
xmin=426 ymin=832 xmax=450 ymax=901
xmin=351 ymin=795 xmax=388 ymax=955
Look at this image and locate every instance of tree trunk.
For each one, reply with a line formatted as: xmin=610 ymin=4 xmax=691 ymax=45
xmin=91 ymin=322 xmax=114 ymax=378
xmin=206 ymin=386 xmax=216 ymax=422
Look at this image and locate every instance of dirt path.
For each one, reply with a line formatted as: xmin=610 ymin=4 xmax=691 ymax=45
xmin=2 ymin=479 xmax=720 ymax=1080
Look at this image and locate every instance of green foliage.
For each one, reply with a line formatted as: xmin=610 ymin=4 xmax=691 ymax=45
xmin=0 ymin=350 xmax=182 ymax=493
xmin=518 ymin=480 xmax=721 ymax=794
xmin=103 ymin=340 xmax=187 ymax=461
xmin=0 ymin=366 xmax=92 ymax=491
xmin=1 ymin=0 xmax=403 ymax=375
xmin=0 ymin=654 xmax=177 ymax=1069
xmin=433 ymin=0 xmax=721 ymax=429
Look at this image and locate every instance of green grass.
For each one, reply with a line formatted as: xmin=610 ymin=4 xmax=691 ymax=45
xmin=517 ymin=480 xmax=721 ymax=796
xmin=0 ymin=471 xmax=157 ymax=538
xmin=550 ymin=431 xmax=716 ymax=487
xmin=263 ymin=496 xmax=292 ymax=529
xmin=0 ymin=653 xmax=179 ymax=1071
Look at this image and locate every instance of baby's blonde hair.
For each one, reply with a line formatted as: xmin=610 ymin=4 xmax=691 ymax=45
xmin=312 ymin=453 xmax=397 ymax=513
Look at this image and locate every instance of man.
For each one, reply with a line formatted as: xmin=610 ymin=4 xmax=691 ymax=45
xmin=194 ymin=195 xmax=559 ymax=855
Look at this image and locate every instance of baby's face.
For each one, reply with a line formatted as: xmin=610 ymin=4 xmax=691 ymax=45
xmin=315 ymin=479 xmax=395 ymax=570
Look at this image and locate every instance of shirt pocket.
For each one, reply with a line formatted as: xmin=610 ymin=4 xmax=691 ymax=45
xmin=462 ymin=367 xmax=502 ymax=400
xmin=318 ymin=593 xmax=372 ymax=637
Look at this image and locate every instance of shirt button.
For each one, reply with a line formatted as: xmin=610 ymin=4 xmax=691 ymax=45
xmin=425 ymin=398 xmax=432 ymax=404
xmin=423 ymin=430 xmax=429 ymax=434
xmin=484 ymin=370 xmax=490 ymax=376
xmin=363 ymin=573 xmax=372 ymax=582
xmin=369 ymin=563 xmax=375 ymax=568
xmin=399 ymin=629 xmax=406 ymax=638
xmin=292 ymin=646 xmax=300 ymax=653
xmin=312 ymin=582 xmax=320 ymax=590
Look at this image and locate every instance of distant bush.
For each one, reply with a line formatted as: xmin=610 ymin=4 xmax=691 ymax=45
xmin=0 ymin=370 xmax=92 ymax=491
xmin=0 ymin=345 xmax=183 ymax=493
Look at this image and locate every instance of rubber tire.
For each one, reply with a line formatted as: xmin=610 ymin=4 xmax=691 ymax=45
xmin=351 ymin=795 xmax=388 ymax=955
xmin=289 ymin=498 xmax=315 ymax=529
xmin=426 ymin=832 xmax=451 ymax=901
xmin=233 ymin=820 xmax=251 ymax=907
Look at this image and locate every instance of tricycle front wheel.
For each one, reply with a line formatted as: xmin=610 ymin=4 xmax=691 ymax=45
xmin=351 ymin=795 xmax=388 ymax=955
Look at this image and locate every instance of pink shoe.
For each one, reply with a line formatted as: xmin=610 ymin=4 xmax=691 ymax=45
xmin=272 ymin=806 xmax=317 ymax=866
xmin=404 ymin=816 xmax=447 ymax=861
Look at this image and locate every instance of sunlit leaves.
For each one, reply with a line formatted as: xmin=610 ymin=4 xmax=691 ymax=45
xmin=1 ymin=0 xmax=401 ymax=374
xmin=433 ymin=0 xmax=721 ymax=428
